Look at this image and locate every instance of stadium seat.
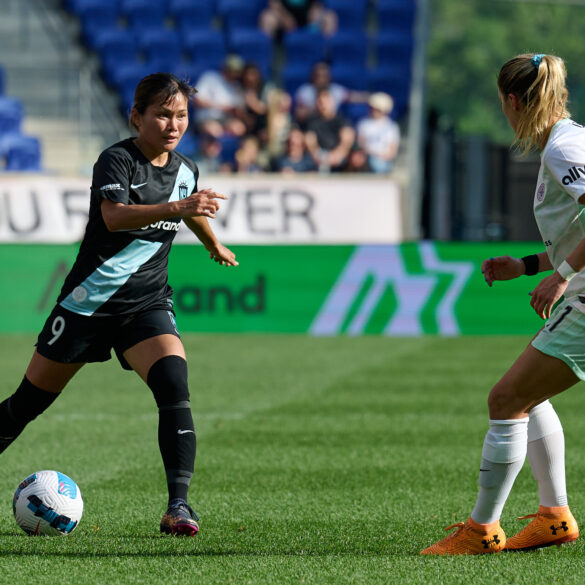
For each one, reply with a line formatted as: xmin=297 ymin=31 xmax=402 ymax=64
xmin=217 ymin=0 xmax=263 ymax=33
xmin=325 ymin=31 xmax=369 ymax=66
xmin=218 ymin=134 xmax=240 ymax=165
xmin=339 ymin=101 xmax=370 ymax=125
xmin=3 ymin=134 xmax=42 ymax=172
xmin=228 ymin=29 xmax=273 ymax=78
xmin=66 ymin=0 xmax=119 ymax=15
xmin=121 ymin=0 xmax=168 ymax=30
xmin=136 ymin=28 xmax=183 ymax=64
xmin=324 ymin=0 xmax=367 ymax=31
xmin=172 ymin=63 xmax=207 ymax=86
xmin=282 ymin=30 xmax=326 ymax=68
xmin=174 ymin=131 xmax=199 ymax=158
xmin=373 ymin=31 xmax=414 ymax=69
xmin=168 ymin=0 xmax=215 ymax=30
xmin=367 ymin=64 xmax=410 ymax=118
xmin=281 ymin=61 xmax=313 ymax=95
xmin=330 ymin=62 xmax=368 ymax=91
xmin=182 ymin=30 xmax=226 ymax=71
xmin=376 ymin=0 xmax=416 ymax=33
xmin=94 ymin=30 xmax=139 ymax=85
xmin=0 ymin=97 xmax=23 ymax=135
xmin=76 ymin=2 xmax=121 ymax=48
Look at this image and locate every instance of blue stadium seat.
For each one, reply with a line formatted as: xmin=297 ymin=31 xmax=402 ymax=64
xmin=218 ymin=134 xmax=240 ymax=165
xmin=66 ymin=0 xmax=119 ymax=15
xmin=376 ymin=0 xmax=416 ymax=33
xmin=94 ymin=30 xmax=139 ymax=85
xmin=282 ymin=30 xmax=326 ymax=68
xmin=168 ymin=0 xmax=215 ymax=29
xmin=339 ymin=102 xmax=370 ymax=126
xmin=137 ymin=28 xmax=183 ymax=64
xmin=325 ymin=31 xmax=368 ymax=66
xmin=175 ymin=131 xmax=199 ymax=158
xmin=0 ymin=97 xmax=23 ymax=135
xmin=281 ymin=61 xmax=312 ymax=95
xmin=330 ymin=62 xmax=368 ymax=91
xmin=121 ymin=0 xmax=168 ymax=30
xmin=217 ymin=0 xmax=263 ymax=33
xmin=3 ymin=134 xmax=41 ymax=172
xmin=228 ymin=29 xmax=272 ymax=78
xmin=77 ymin=2 xmax=121 ymax=48
xmin=373 ymin=31 xmax=414 ymax=69
xmin=182 ymin=30 xmax=226 ymax=71
xmin=325 ymin=0 xmax=367 ymax=31
xmin=172 ymin=63 xmax=207 ymax=86
xmin=367 ymin=64 xmax=410 ymax=118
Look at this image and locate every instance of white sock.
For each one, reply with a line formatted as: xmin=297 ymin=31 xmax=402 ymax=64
xmin=527 ymin=400 xmax=568 ymax=507
xmin=471 ymin=418 xmax=528 ymax=525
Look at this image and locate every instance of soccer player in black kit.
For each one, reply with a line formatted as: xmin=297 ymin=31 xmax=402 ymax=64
xmin=0 ymin=73 xmax=238 ymax=536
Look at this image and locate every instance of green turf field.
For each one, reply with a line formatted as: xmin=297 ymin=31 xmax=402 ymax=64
xmin=1 ymin=334 xmax=585 ymax=584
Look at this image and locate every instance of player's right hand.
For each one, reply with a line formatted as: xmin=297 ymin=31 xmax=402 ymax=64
xmin=481 ymin=255 xmax=525 ymax=287
xmin=178 ymin=189 xmax=227 ymax=218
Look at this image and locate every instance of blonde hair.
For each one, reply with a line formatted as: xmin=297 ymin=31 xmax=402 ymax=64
xmin=498 ymin=53 xmax=570 ymax=152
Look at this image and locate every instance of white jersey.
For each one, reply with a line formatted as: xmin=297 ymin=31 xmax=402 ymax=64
xmin=535 ymin=118 xmax=585 ymax=298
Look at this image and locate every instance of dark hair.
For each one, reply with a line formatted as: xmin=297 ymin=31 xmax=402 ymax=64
xmin=130 ymin=72 xmax=196 ymax=130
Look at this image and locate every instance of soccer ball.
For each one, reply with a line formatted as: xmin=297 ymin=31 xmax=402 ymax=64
xmin=13 ymin=470 xmax=83 ymax=536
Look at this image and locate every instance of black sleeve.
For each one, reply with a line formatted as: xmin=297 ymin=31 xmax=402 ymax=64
xmin=91 ymin=147 xmax=133 ymax=204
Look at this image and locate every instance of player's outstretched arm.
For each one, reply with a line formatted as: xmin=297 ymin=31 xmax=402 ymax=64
xmin=183 ymin=216 xmax=239 ymax=267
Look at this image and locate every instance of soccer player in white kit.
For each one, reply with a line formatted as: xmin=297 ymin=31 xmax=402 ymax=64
xmin=422 ymin=53 xmax=585 ymax=554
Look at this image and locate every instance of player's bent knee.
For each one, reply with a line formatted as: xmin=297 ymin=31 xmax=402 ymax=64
xmin=146 ymin=355 xmax=190 ymax=410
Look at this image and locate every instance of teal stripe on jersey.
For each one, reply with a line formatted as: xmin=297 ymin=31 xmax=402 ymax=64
xmin=168 ymin=162 xmax=196 ymax=202
xmin=60 ymin=239 xmax=163 ymax=316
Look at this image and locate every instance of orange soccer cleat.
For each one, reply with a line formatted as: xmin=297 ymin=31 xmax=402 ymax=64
xmin=505 ymin=505 xmax=579 ymax=551
xmin=420 ymin=517 xmax=506 ymax=555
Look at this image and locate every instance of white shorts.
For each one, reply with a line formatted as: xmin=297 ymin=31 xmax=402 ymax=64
xmin=531 ymin=297 xmax=585 ymax=380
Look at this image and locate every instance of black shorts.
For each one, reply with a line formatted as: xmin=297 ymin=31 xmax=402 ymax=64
xmin=36 ymin=305 xmax=180 ymax=370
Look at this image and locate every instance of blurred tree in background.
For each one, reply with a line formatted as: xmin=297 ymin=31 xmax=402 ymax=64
xmin=427 ymin=0 xmax=585 ymax=143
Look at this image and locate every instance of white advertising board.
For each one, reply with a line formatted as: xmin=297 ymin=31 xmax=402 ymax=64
xmin=0 ymin=175 xmax=403 ymax=244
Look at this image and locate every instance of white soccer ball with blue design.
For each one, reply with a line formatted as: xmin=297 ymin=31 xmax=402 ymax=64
xmin=13 ymin=470 xmax=83 ymax=536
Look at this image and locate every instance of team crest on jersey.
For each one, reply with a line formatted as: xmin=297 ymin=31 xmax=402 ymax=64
xmin=536 ymin=183 xmax=545 ymax=201
xmin=178 ymin=181 xmax=189 ymax=199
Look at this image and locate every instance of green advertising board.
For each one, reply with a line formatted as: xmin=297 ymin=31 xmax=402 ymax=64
xmin=0 ymin=242 xmax=545 ymax=335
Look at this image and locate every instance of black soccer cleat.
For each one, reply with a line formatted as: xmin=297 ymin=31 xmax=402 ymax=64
xmin=160 ymin=499 xmax=199 ymax=536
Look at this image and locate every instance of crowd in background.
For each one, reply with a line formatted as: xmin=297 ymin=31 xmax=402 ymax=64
xmin=190 ymin=56 xmax=401 ymax=175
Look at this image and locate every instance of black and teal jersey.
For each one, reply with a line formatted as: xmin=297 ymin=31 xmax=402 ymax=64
xmin=57 ymin=138 xmax=198 ymax=316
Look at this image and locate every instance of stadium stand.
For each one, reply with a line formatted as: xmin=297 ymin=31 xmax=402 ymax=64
xmin=61 ymin=0 xmax=416 ymax=173
xmin=0 ymin=74 xmax=43 ymax=172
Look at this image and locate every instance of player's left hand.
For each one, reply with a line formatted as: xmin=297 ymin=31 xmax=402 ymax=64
xmin=529 ymin=271 xmax=568 ymax=319
xmin=206 ymin=242 xmax=238 ymax=267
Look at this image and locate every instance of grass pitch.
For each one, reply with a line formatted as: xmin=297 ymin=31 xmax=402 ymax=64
xmin=1 ymin=334 xmax=585 ymax=584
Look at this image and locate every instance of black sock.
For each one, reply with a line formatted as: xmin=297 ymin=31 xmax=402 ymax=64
xmin=0 ymin=377 xmax=60 ymax=453
xmin=159 ymin=406 xmax=196 ymax=502
xmin=147 ymin=356 xmax=196 ymax=505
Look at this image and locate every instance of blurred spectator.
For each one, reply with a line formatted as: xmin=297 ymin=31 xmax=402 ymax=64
xmin=273 ymin=126 xmax=316 ymax=173
xmin=241 ymin=63 xmax=270 ymax=143
xmin=356 ymin=92 xmax=400 ymax=174
xmin=193 ymin=55 xmax=247 ymax=138
xmin=343 ymin=145 xmax=371 ymax=173
xmin=304 ymin=88 xmax=355 ymax=172
xmin=259 ymin=0 xmax=337 ymax=39
xmin=193 ymin=134 xmax=233 ymax=175
xmin=235 ymin=135 xmax=265 ymax=173
xmin=294 ymin=62 xmax=367 ymax=128
xmin=267 ymin=88 xmax=293 ymax=157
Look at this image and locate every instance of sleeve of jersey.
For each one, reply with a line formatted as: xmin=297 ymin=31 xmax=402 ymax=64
xmin=93 ymin=148 xmax=132 ymax=204
xmin=545 ymin=141 xmax=585 ymax=202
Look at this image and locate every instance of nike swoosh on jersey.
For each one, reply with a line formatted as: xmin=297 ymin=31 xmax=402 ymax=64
xmin=131 ymin=182 xmax=148 ymax=188
xmin=177 ymin=429 xmax=195 ymax=435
